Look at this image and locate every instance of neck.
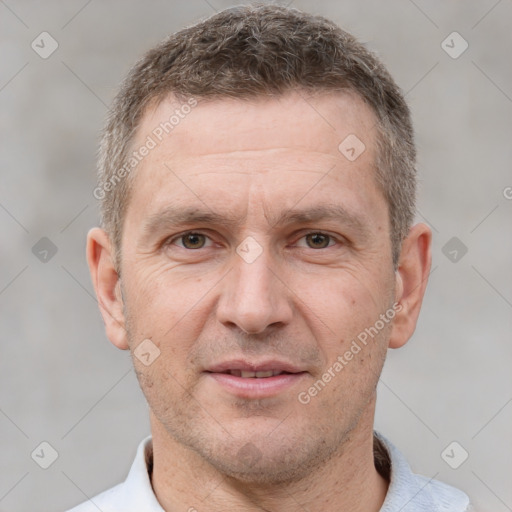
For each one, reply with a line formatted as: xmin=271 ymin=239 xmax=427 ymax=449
xmin=150 ymin=400 xmax=388 ymax=512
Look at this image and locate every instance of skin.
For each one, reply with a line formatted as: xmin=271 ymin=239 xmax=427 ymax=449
xmin=87 ymin=90 xmax=431 ymax=511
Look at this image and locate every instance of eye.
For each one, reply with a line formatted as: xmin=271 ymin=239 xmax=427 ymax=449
xmin=297 ymin=232 xmax=337 ymax=249
xmin=171 ymin=232 xmax=212 ymax=250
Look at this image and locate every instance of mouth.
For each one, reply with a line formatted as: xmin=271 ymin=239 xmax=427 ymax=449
xmin=219 ymin=369 xmax=291 ymax=378
xmin=204 ymin=360 xmax=308 ymax=398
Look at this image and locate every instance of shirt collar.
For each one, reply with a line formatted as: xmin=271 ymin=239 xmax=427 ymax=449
xmin=375 ymin=431 xmax=470 ymax=511
xmin=118 ymin=435 xmax=164 ymax=511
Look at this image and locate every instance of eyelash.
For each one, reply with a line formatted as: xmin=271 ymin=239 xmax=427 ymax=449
xmin=166 ymin=231 xmax=343 ymax=250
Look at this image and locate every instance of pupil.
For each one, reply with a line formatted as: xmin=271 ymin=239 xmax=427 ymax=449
xmin=184 ymin=233 xmax=204 ymax=249
xmin=308 ymin=233 xmax=329 ymax=248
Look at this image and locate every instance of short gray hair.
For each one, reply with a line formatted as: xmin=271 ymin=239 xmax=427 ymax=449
xmin=98 ymin=4 xmax=416 ymax=270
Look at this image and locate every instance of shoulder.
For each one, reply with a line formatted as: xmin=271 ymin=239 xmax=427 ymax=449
xmin=64 ymin=436 xmax=159 ymax=512
xmin=65 ymin=483 xmax=124 ymax=512
xmin=375 ymin=431 xmax=472 ymax=512
xmin=415 ymin=473 xmax=472 ymax=511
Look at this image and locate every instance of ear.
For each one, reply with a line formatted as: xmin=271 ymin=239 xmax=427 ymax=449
xmin=388 ymin=223 xmax=432 ymax=349
xmin=86 ymin=227 xmax=129 ymax=350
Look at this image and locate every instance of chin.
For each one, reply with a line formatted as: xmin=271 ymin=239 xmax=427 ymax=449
xmin=201 ymin=431 xmax=340 ymax=486
xmin=215 ymin=454 xmax=310 ymax=485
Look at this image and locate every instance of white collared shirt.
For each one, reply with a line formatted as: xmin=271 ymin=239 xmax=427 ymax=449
xmin=66 ymin=432 xmax=471 ymax=511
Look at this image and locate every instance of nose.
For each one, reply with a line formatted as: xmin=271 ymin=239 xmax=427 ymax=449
xmin=216 ymin=242 xmax=293 ymax=335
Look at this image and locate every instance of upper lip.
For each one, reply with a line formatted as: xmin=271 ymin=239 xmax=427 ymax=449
xmin=205 ymin=359 xmax=305 ymax=374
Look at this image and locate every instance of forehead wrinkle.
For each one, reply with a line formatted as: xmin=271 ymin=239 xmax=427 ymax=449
xmin=185 ymin=168 xmax=329 ymax=178
xmin=164 ymin=149 xmax=340 ymax=174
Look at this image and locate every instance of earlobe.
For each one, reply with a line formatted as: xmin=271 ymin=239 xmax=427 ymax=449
xmin=86 ymin=227 xmax=129 ymax=350
xmin=388 ymin=223 xmax=432 ymax=349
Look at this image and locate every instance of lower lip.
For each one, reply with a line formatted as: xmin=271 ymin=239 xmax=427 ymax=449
xmin=206 ymin=372 xmax=307 ymax=398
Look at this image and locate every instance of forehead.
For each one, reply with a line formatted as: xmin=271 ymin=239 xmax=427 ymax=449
xmin=136 ymin=90 xmax=378 ymax=163
xmin=125 ymin=90 xmax=384 ymax=230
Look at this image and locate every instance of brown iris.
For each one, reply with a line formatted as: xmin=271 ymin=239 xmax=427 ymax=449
xmin=181 ymin=233 xmax=206 ymax=249
xmin=305 ymin=233 xmax=331 ymax=249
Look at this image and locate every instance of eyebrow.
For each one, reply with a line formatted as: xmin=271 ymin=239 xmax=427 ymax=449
xmin=141 ymin=203 xmax=371 ymax=241
xmin=267 ymin=204 xmax=370 ymax=235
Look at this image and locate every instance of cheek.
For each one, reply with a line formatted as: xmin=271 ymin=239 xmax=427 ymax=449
xmin=294 ymin=269 xmax=388 ymax=347
xmin=134 ymin=360 xmax=194 ymax=425
xmin=124 ymin=264 xmax=212 ymax=339
xmin=307 ymin=323 xmax=389 ymax=424
xmin=123 ymin=270 xmax=222 ymax=398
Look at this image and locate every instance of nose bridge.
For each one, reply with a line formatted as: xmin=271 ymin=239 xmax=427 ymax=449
xmin=216 ymin=236 xmax=292 ymax=334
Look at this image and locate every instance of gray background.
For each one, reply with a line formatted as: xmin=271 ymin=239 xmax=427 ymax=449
xmin=1 ymin=1 xmax=511 ymax=511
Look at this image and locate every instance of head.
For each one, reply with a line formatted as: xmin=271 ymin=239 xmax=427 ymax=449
xmin=88 ymin=4 xmax=431 ymax=485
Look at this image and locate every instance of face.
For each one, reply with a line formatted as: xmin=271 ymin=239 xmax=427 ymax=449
xmin=104 ymin=91 xmax=403 ymax=482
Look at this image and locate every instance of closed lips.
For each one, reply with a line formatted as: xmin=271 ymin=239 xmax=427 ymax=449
xmin=205 ymin=360 xmax=308 ymax=398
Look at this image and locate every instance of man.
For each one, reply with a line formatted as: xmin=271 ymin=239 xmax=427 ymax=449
xmin=71 ymin=4 xmax=471 ymax=511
